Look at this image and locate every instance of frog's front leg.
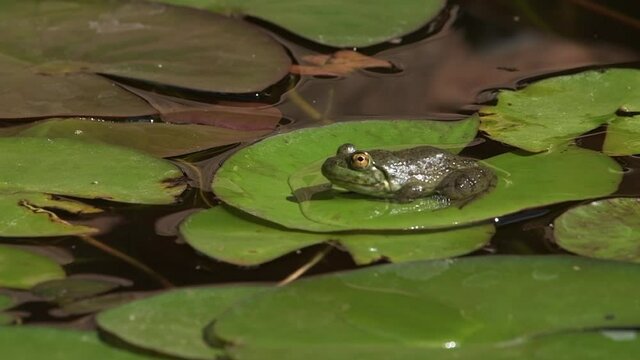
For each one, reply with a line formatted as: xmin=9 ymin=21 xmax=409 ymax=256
xmin=393 ymin=180 xmax=434 ymax=203
xmin=437 ymin=166 xmax=497 ymax=207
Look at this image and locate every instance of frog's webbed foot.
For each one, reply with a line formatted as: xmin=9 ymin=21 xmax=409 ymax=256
xmin=437 ymin=166 xmax=497 ymax=208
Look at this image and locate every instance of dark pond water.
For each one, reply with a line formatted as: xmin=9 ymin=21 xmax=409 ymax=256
xmin=4 ymin=0 xmax=640 ymax=324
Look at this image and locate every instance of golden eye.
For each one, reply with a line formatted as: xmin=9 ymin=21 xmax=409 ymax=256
xmin=350 ymin=152 xmax=371 ymax=169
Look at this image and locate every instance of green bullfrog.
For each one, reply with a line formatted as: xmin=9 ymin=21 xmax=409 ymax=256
xmin=321 ymin=143 xmax=497 ymax=204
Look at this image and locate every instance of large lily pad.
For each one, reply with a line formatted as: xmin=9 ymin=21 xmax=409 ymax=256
xmin=213 ymin=119 xmax=621 ymax=231
xmin=0 ymin=137 xmax=184 ymax=205
xmin=0 ymin=0 xmax=290 ymax=119
xmin=11 ymin=118 xmax=271 ymax=158
xmin=480 ymin=68 xmax=640 ymax=152
xmin=0 ymin=245 xmax=65 ymax=289
xmin=0 ymin=192 xmax=98 ymax=237
xmin=156 ymin=0 xmax=446 ymax=47
xmin=97 ymin=285 xmax=264 ymax=360
xmin=213 ymin=119 xmax=480 ymax=231
xmin=603 ymin=116 xmax=640 ymax=156
xmin=554 ymin=197 xmax=640 ymax=263
xmin=212 ymin=256 xmax=640 ymax=357
xmin=0 ymin=327 xmax=154 ymax=360
xmin=179 ymin=206 xmax=494 ymax=265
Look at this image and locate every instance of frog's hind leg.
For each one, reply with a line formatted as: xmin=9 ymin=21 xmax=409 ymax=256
xmin=438 ymin=166 xmax=497 ymax=208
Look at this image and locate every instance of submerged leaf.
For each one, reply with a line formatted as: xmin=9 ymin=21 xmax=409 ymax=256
xmin=554 ymin=197 xmax=640 ymax=263
xmin=291 ymin=50 xmax=394 ymax=76
xmin=155 ymin=0 xmax=447 ymax=47
xmin=603 ymin=115 xmax=640 ymax=156
xmin=12 ymin=118 xmax=271 ymax=158
xmin=0 ymin=137 xmax=185 ymax=205
xmin=180 ymin=206 xmax=493 ymax=265
xmin=480 ymin=68 xmax=640 ymax=152
xmin=97 ymin=285 xmax=264 ymax=360
xmin=212 ymin=256 xmax=640 ymax=357
xmin=0 ymin=245 xmax=65 ymax=289
xmin=31 ymin=276 xmax=127 ymax=305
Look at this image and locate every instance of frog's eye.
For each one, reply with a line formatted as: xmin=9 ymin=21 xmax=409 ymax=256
xmin=350 ymin=152 xmax=371 ymax=169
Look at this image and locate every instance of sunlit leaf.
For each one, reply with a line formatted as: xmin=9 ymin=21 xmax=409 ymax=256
xmin=97 ymin=285 xmax=263 ymax=360
xmin=0 ymin=137 xmax=185 ymax=205
xmin=12 ymin=118 xmax=271 ymax=158
xmin=212 ymin=256 xmax=640 ymax=358
xmin=180 ymin=206 xmax=493 ymax=265
xmin=213 ymin=119 xmax=620 ymax=231
xmin=603 ymin=116 xmax=640 ymax=156
xmin=554 ymin=197 xmax=640 ymax=263
xmin=480 ymin=68 xmax=640 ymax=152
xmin=155 ymin=0 xmax=446 ymax=47
xmin=0 ymin=245 xmax=65 ymax=290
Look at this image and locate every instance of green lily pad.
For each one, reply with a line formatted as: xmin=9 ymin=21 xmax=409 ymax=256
xmin=0 ymin=245 xmax=65 ymax=289
xmin=11 ymin=118 xmax=271 ymax=158
xmin=97 ymin=285 xmax=263 ymax=360
xmin=211 ymin=256 xmax=640 ymax=357
xmin=0 ymin=137 xmax=184 ymax=205
xmin=213 ymin=118 xmax=621 ymax=231
xmin=0 ymin=193 xmax=98 ymax=237
xmin=224 ymin=330 xmax=640 ymax=360
xmin=554 ymin=197 xmax=640 ymax=263
xmin=480 ymin=68 xmax=640 ymax=152
xmin=156 ymin=0 xmax=446 ymax=47
xmin=180 ymin=206 xmax=494 ymax=265
xmin=31 ymin=277 xmax=126 ymax=305
xmin=0 ymin=327 xmax=154 ymax=360
xmin=0 ymin=1 xmax=290 ymax=119
xmin=603 ymin=116 xmax=640 ymax=156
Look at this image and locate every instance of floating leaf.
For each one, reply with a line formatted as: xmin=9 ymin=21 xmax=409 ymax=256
xmin=213 ymin=119 xmax=621 ymax=231
xmin=0 ymin=327 xmax=153 ymax=360
xmin=212 ymin=256 xmax=640 ymax=358
xmin=180 ymin=206 xmax=493 ymax=265
xmin=290 ymin=50 xmax=394 ymax=76
xmin=0 ymin=137 xmax=185 ymax=205
xmin=121 ymin=86 xmax=282 ymax=131
xmin=12 ymin=118 xmax=271 ymax=158
xmin=52 ymin=292 xmax=146 ymax=317
xmin=31 ymin=276 xmax=127 ymax=305
xmin=156 ymin=0 xmax=446 ymax=47
xmin=97 ymin=285 xmax=263 ymax=360
xmin=480 ymin=68 xmax=640 ymax=152
xmin=0 ymin=245 xmax=65 ymax=289
xmin=603 ymin=116 xmax=640 ymax=156
xmin=0 ymin=0 xmax=291 ymax=119
xmin=0 ymin=193 xmax=98 ymax=237
xmin=554 ymin=197 xmax=640 ymax=263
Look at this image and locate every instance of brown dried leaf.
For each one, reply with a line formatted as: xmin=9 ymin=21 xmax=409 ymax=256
xmin=291 ymin=50 xmax=393 ymax=77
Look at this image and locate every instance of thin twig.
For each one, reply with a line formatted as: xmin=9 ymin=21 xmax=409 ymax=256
xmin=286 ymin=89 xmax=333 ymax=124
xmin=567 ymin=0 xmax=640 ymax=30
xmin=174 ymin=159 xmax=215 ymax=208
xmin=78 ymin=234 xmax=173 ymax=288
xmin=278 ymin=245 xmax=332 ymax=286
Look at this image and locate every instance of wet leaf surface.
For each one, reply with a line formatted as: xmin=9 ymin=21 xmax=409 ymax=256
xmin=156 ymin=0 xmax=446 ymax=47
xmin=212 ymin=256 xmax=640 ymax=358
xmin=0 ymin=327 xmax=155 ymax=360
xmin=290 ymin=50 xmax=394 ymax=77
xmin=603 ymin=115 xmax=640 ymax=156
xmin=0 ymin=137 xmax=185 ymax=205
xmin=97 ymin=285 xmax=264 ymax=360
xmin=0 ymin=0 xmax=290 ymax=119
xmin=0 ymin=245 xmax=65 ymax=290
xmin=0 ymin=193 xmax=98 ymax=237
xmin=480 ymin=68 xmax=640 ymax=152
xmin=10 ymin=118 xmax=271 ymax=158
xmin=180 ymin=206 xmax=494 ymax=265
xmin=213 ymin=119 xmax=620 ymax=231
xmin=554 ymin=197 xmax=640 ymax=263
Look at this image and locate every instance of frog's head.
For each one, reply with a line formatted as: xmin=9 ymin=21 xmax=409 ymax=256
xmin=321 ymin=143 xmax=391 ymax=196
